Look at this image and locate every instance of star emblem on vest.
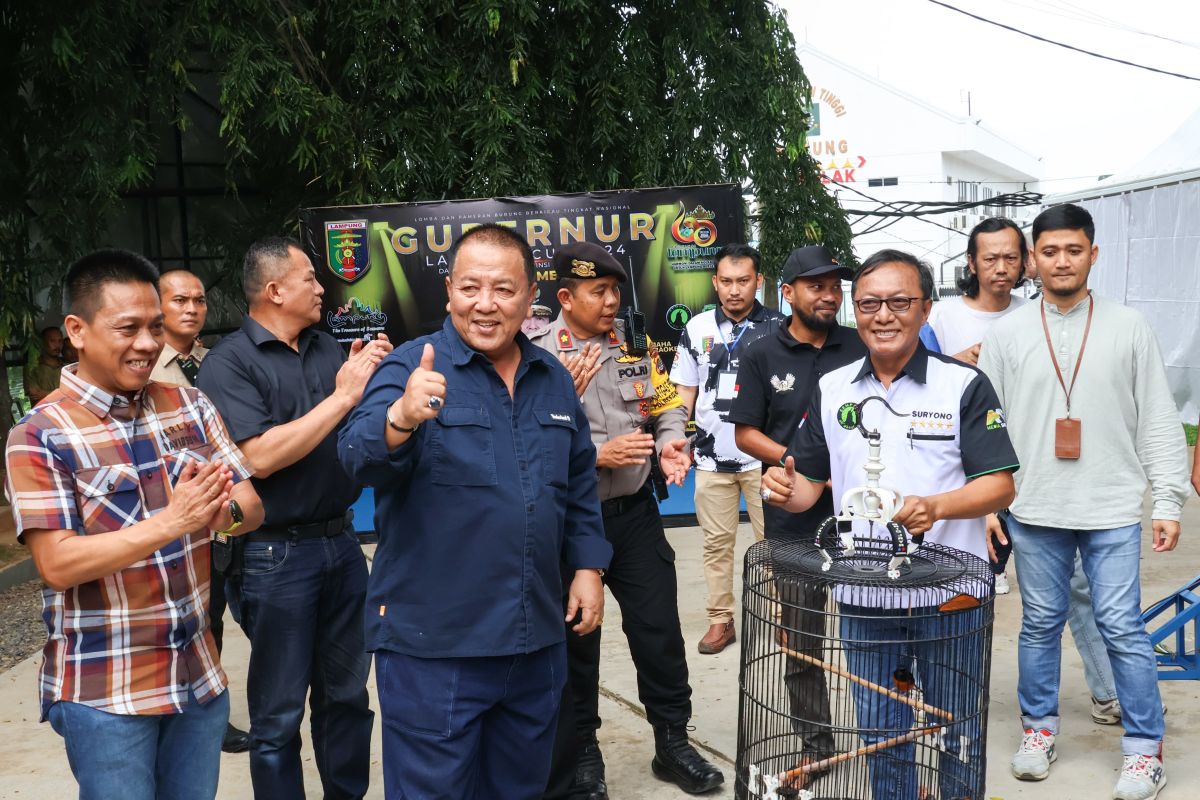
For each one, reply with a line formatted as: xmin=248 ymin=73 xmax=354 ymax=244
xmin=570 ymin=259 xmax=597 ymax=278
xmin=770 ymin=373 xmax=796 ymax=393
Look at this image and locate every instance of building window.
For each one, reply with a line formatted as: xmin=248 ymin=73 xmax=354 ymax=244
xmin=868 ymin=177 xmax=899 ymax=187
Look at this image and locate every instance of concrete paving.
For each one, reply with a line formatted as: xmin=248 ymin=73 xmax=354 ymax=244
xmin=1 ymin=484 xmax=1198 ymax=799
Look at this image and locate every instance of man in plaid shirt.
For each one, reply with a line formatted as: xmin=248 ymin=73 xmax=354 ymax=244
xmin=4 ymin=249 xmax=265 ymax=800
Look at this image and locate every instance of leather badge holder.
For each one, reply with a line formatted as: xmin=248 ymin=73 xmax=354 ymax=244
xmin=1055 ymin=417 xmax=1081 ymax=459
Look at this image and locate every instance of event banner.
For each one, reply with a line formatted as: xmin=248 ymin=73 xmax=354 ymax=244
xmin=299 ymin=184 xmax=744 ymax=362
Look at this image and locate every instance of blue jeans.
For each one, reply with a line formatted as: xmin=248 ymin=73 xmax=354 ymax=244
xmin=1066 ymin=553 xmax=1118 ymax=702
xmin=377 ymin=643 xmax=566 ymax=800
xmin=840 ymin=604 xmax=987 ymax=800
xmin=1008 ymin=517 xmax=1164 ymax=755
xmin=228 ymin=529 xmax=374 ymax=799
xmin=48 ymin=688 xmax=228 ymax=800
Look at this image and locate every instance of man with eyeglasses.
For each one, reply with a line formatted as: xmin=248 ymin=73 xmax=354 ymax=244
xmin=727 ymin=244 xmax=864 ymax=780
xmin=763 ymin=248 xmax=1017 ymax=800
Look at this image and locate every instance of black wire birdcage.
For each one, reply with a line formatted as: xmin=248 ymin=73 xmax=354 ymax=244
xmin=736 ymin=535 xmax=995 ymax=800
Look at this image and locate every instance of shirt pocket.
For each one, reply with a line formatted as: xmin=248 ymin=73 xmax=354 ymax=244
xmin=162 ymin=443 xmax=216 ymax=487
xmin=431 ymin=405 xmax=498 ymax=487
xmin=534 ymin=408 xmax=578 ymax=488
xmin=617 ymin=380 xmax=657 ymax=403
xmin=74 ymin=465 xmax=143 ymax=535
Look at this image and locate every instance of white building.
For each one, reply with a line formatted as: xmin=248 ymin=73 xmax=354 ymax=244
xmin=1045 ymin=109 xmax=1200 ymax=419
xmin=797 ymin=45 xmax=1043 ymax=287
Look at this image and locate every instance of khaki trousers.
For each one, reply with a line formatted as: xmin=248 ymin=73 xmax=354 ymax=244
xmin=694 ymin=468 xmax=766 ymax=624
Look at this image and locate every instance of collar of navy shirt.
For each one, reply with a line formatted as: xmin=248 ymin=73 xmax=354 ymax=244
xmin=851 ymin=341 xmax=930 ymax=385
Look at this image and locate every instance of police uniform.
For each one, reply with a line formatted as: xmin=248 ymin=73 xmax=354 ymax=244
xmin=531 ymin=242 xmax=722 ymax=798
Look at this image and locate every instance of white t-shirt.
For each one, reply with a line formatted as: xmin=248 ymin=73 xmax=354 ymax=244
xmin=928 ymin=296 xmax=1027 ymax=357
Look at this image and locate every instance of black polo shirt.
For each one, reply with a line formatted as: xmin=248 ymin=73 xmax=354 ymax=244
xmin=727 ymin=321 xmax=868 ymax=539
xmin=197 ymin=315 xmax=360 ymax=526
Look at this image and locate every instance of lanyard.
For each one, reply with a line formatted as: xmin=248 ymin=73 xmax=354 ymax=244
xmin=722 ymin=321 xmax=749 ymax=363
xmin=1039 ymin=295 xmax=1094 ymax=417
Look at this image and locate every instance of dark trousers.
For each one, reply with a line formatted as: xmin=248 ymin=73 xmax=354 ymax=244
xmin=210 ymin=563 xmax=228 ymax=653
xmin=377 ymin=643 xmax=566 ymax=800
xmin=228 ymin=528 xmax=375 ymax=800
xmin=990 ymin=512 xmax=1014 ymax=575
xmin=571 ymin=491 xmax=692 ymax=731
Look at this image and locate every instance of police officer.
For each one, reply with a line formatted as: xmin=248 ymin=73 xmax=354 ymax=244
xmin=532 ymin=242 xmax=724 ymax=798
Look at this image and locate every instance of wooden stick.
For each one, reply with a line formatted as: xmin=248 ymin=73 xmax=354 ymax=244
xmin=779 ymin=645 xmax=955 ymax=721
xmin=779 ymin=726 xmax=940 ymax=781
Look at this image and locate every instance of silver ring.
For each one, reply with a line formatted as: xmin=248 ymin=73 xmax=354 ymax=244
xmin=427 ymin=396 xmax=443 ymax=410
xmin=761 ymin=488 xmax=771 ymax=502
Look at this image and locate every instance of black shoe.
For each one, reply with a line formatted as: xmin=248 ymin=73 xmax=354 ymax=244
xmin=572 ymin=734 xmax=608 ymax=800
xmin=651 ymin=722 xmax=724 ymax=794
xmin=221 ymin=722 xmax=251 ymax=754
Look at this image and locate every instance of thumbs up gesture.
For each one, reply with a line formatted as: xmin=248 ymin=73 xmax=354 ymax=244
xmin=762 ymin=456 xmax=798 ymax=508
xmin=391 ymin=343 xmax=447 ymax=430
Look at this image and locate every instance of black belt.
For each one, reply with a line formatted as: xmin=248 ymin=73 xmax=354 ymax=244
xmin=600 ymin=486 xmax=653 ymax=518
xmin=248 ymin=512 xmax=352 ymax=542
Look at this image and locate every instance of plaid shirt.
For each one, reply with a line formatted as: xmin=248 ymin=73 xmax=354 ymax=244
xmin=4 ymin=366 xmax=252 ymax=719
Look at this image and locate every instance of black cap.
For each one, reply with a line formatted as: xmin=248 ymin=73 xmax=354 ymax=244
xmin=780 ymin=245 xmax=853 ymax=283
xmin=553 ymin=242 xmax=627 ymax=283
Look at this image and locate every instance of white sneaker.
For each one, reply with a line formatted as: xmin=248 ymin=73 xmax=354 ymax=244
xmin=1011 ymin=728 xmax=1056 ymax=781
xmin=1092 ymin=697 xmax=1169 ymax=726
xmin=994 ymin=573 xmax=1011 ymax=595
xmin=1112 ymin=754 xmax=1166 ymax=800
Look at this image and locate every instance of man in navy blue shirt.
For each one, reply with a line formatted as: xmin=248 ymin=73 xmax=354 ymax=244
xmin=339 ymin=224 xmax=612 ymax=799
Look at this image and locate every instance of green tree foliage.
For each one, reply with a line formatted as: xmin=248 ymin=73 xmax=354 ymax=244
xmin=0 ymin=0 xmax=851 ymax=427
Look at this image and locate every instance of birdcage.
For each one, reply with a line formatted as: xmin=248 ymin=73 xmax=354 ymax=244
xmin=736 ymin=535 xmax=995 ymax=800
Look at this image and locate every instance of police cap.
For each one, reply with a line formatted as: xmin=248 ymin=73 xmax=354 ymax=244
xmin=554 ymin=242 xmax=627 ymax=283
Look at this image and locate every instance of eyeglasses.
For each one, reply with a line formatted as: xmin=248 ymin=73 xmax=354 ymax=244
xmin=853 ymin=296 xmax=923 ymax=314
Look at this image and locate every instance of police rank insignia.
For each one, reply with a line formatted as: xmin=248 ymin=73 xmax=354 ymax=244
xmin=607 ymin=330 xmax=620 ymax=347
xmin=325 ymin=220 xmax=370 ymax=283
xmin=557 ymin=328 xmax=574 ymax=350
xmin=633 ymin=381 xmax=646 ymax=398
xmin=570 ymin=259 xmax=597 ymax=278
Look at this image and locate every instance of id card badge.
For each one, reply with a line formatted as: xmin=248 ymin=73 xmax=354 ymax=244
xmin=713 ymin=370 xmax=739 ymax=419
xmin=1055 ymin=417 xmax=1081 ymax=459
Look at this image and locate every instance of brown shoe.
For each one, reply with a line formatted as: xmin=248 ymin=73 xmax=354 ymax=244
xmin=697 ymin=621 xmax=736 ymax=654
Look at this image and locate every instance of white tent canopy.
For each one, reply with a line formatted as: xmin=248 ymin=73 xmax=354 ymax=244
xmin=1046 ymin=109 xmax=1200 ymax=421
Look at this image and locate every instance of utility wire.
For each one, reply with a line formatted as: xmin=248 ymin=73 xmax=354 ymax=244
xmin=926 ymin=0 xmax=1200 ymax=81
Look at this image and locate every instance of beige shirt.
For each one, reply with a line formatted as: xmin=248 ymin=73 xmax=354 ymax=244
xmin=151 ymin=341 xmax=210 ymax=387
xmin=979 ymin=294 xmax=1189 ymax=527
xmin=530 ymin=314 xmax=687 ymax=501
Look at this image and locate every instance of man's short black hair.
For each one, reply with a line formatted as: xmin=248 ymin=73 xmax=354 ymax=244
xmin=1032 ymin=203 xmax=1095 ymax=246
xmin=959 ymin=217 xmax=1029 ymax=298
xmin=243 ymin=235 xmax=303 ymax=304
xmin=449 ymin=224 xmax=536 ymax=283
xmin=64 ymin=249 xmax=160 ymax=320
xmin=40 ymin=325 xmax=62 ymax=339
xmin=851 ymin=249 xmax=934 ymax=300
xmin=713 ymin=243 xmax=761 ymax=274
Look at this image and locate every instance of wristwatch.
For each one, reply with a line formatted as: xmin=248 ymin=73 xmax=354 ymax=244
xmin=215 ymin=499 xmax=244 ymax=541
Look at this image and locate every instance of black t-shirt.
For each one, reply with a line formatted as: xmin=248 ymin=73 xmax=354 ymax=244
xmin=727 ymin=321 xmax=868 ymax=539
xmin=197 ymin=315 xmax=361 ymax=526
